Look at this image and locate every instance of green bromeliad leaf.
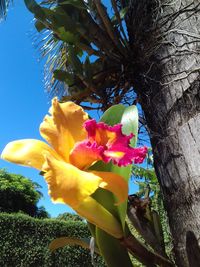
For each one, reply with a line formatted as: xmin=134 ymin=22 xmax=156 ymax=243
xmin=89 ymin=104 xmax=139 ymax=267
xmin=97 ymin=104 xmax=139 ymax=228
xmin=121 ymin=105 xmax=138 ymax=148
xmin=96 ymin=228 xmax=133 ymax=267
xmin=100 ymin=104 xmax=126 ymax=126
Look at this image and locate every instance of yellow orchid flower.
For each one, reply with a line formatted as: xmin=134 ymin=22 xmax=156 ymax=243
xmin=1 ymin=98 xmax=147 ymax=238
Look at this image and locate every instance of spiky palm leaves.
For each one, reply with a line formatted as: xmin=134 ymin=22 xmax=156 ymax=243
xmin=0 ymin=0 xmax=10 ymax=20
xmin=25 ymin=0 xmax=136 ymax=110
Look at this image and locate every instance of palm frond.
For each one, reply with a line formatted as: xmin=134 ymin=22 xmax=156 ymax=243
xmin=26 ymin=0 xmax=135 ymax=110
xmin=0 ymin=0 xmax=10 ymax=20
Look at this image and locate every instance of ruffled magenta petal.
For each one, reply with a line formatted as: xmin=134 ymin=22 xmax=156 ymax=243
xmin=84 ymin=119 xmax=147 ymax=167
xmin=103 ymin=146 xmax=148 ymax=166
xmin=84 ymin=119 xmax=97 ymax=139
xmin=84 ymin=119 xmax=134 ymax=148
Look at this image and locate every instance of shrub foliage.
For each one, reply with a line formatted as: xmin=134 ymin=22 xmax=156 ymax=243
xmin=0 ymin=213 xmax=104 ymax=267
xmin=0 ymin=169 xmax=49 ymax=218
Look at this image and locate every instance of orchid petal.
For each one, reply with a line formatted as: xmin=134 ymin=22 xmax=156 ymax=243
xmin=103 ymin=146 xmax=148 ymax=166
xmin=90 ymin=170 xmax=128 ymax=205
xmin=42 ymin=154 xmax=103 ymax=208
xmin=1 ymin=139 xmax=59 ymax=170
xmin=84 ymin=119 xmax=147 ymax=166
xmin=85 ymin=119 xmax=134 ymax=148
xmin=40 ymin=98 xmax=88 ymax=162
xmin=69 ymin=140 xmax=104 ymax=170
xmin=84 ymin=119 xmax=118 ymax=147
xmin=43 ymin=154 xmax=128 ymax=207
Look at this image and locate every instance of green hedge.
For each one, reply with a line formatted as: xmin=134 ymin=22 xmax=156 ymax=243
xmin=0 ymin=213 xmax=104 ymax=267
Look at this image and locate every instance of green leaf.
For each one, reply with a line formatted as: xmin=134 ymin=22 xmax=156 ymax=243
xmin=49 ymin=237 xmax=100 ymax=254
xmin=34 ymin=20 xmax=46 ymax=32
xmin=121 ymin=105 xmax=138 ymax=147
xmin=57 ymin=27 xmax=78 ymax=43
xmin=52 ymin=8 xmax=75 ymax=30
xmin=58 ymin=0 xmax=87 ymax=9
xmin=88 ymin=104 xmax=140 ymax=267
xmin=96 ymin=228 xmax=133 ymax=267
xmin=24 ymin=0 xmax=46 ymax=20
xmin=68 ymin=47 xmax=83 ymax=74
xmin=53 ymin=70 xmax=74 ymax=85
xmin=100 ymin=104 xmax=126 ymax=125
xmin=132 ymin=165 xmax=157 ymax=182
xmin=99 ymin=104 xmax=138 ymax=227
xmin=90 ymin=104 xmax=139 ymax=228
xmin=90 ymin=161 xmax=130 ymax=230
xmin=53 ymin=70 xmax=67 ymax=82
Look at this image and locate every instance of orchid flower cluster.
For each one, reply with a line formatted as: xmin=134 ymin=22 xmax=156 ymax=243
xmin=1 ymin=98 xmax=147 ymax=238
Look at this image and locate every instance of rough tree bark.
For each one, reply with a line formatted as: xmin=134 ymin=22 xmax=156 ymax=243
xmin=127 ymin=0 xmax=200 ymax=266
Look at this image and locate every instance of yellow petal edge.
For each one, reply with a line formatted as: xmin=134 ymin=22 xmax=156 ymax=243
xmin=1 ymin=139 xmax=60 ymax=170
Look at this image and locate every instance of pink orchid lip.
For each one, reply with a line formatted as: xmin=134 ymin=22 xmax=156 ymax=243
xmin=70 ymin=119 xmax=147 ymax=169
xmin=69 ymin=140 xmax=104 ymax=170
xmin=102 ymin=146 xmax=148 ymax=167
xmin=84 ymin=119 xmax=134 ymax=146
xmin=81 ymin=119 xmax=147 ymax=167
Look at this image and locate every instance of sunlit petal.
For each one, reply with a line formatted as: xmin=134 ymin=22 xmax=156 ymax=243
xmin=90 ymin=170 xmax=128 ymax=204
xmin=1 ymin=139 xmax=59 ymax=170
xmin=40 ymin=98 xmax=89 ymax=162
xmin=42 ymin=154 xmax=103 ymax=208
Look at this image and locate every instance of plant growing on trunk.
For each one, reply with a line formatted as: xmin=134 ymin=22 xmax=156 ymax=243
xmin=9 ymin=0 xmax=200 ymax=266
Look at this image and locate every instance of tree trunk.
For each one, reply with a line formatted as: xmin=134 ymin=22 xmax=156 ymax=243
xmin=127 ymin=0 xmax=200 ymax=266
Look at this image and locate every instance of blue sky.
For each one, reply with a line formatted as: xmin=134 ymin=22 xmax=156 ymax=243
xmin=0 ymin=1 xmax=142 ymax=217
xmin=0 ymin=2 xmax=74 ymax=216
